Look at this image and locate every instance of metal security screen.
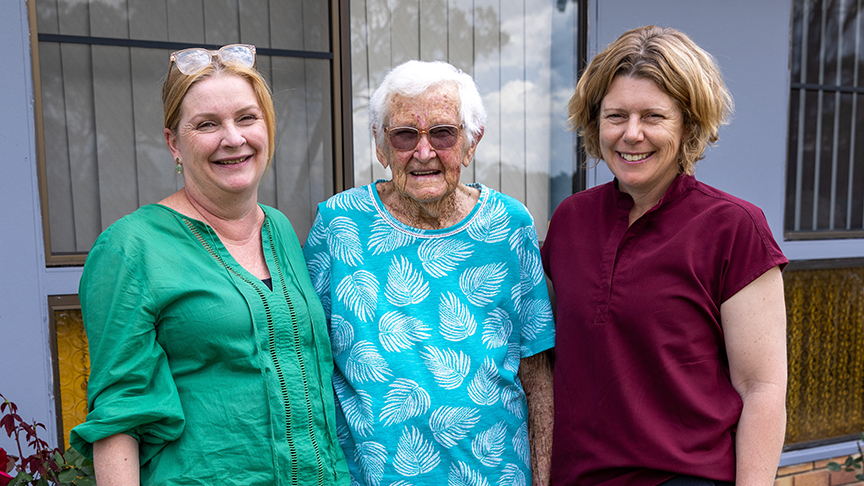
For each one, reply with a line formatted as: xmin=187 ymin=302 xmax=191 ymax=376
xmin=786 ymin=0 xmax=864 ymax=239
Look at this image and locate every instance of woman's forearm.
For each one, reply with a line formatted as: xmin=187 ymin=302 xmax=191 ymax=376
xmin=734 ymin=383 xmax=787 ymax=485
xmin=93 ymin=433 xmax=140 ymax=486
xmin=520 ymin=350 xmax=554 ymax=486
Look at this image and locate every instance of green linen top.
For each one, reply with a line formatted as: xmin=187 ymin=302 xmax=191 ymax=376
xmin=70 ymin=204 xmax=349 ymax=486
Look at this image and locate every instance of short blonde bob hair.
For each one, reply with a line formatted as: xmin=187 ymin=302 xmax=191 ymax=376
xmin=162 ymin=54 xmax=277 ymax=167
xmin=568 ymin=25 xmax=733 ymax=175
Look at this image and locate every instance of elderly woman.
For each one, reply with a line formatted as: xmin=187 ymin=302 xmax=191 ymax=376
xmin=303 ymin=60 xmax=555 ymax=485
xmin=70 ymin=44 xmax=349 ymax=485
xmin=542 ymin=26 xmax=788 ymax=485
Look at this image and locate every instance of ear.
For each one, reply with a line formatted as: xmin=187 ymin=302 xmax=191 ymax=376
xmin=165 ymin=128 xmax=181 ymax=160
xmin=462 ymin=126 xmax=484 ymax=167
xmin=373 ymin=127 xmax=390 ymax=169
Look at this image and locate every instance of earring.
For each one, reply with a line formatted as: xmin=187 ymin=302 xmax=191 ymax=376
xmin=175 ymin=158 xmax=183 ymax=174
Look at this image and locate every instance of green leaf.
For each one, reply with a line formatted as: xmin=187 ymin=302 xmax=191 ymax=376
xmin=57 ymin=468 xmax=79 ymax=482
xmin=64 ymin=447 xmax=87 ymax=468
xmin=856 ymin=474 xmax=864 ymax=482
xmin=79 ymin=465 xmax=95 ymax=476
xmin=827 ymin=462 xmax=842 ymax=471
xmin=74 ymin=478 xmax=96 ymax=486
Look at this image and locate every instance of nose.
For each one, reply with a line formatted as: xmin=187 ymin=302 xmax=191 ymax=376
xmin=623 ymin=117 xmax=644 ymax=144
xmin=413 ymin=132 xmax=436 ymax=161
xmin=221 ymin=123 xmax=246 ymax=147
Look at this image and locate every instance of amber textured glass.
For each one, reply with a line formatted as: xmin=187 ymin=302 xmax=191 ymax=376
xmin=55 ymin=308 xmax=89 ymax=449
xmin=784 ymin=266 xmax=864 ymax=445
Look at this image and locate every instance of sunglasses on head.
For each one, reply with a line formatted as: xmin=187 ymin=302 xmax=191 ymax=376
xmin=384 ymin=124 xmax=463 ymax=151
xmin=169 ymin=44 xmax=257 ymax=75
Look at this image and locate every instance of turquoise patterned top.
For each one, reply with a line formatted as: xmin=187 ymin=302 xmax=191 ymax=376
xmin=303 ymin=182 xmax=554 ymax=486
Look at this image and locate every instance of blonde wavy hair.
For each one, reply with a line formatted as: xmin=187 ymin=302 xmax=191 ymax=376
xmin=568 ymin=25 xmax=733 ymax=175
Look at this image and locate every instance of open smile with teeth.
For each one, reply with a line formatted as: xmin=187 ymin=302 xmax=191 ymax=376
xmin=214 ymin=156 xmax=251 ymax=165
xmin=619 ymin=152 xmax=652 ymax=162
xmin=412 ymin=170 xmax=440 ymax=176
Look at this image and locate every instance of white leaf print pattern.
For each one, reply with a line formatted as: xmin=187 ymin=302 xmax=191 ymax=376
xmin=380 ymin=379 xmax=431 ymax=426
xmin=336 ymin=270 xmax=379 ymax=322
xmin=388 ymin=482 xmax=414 ymax=486
xmin=518 ymin=299 xmax=553 ymax=341
xmin=346 ymin=341 xmax=392 ymax=383
xmin=306 ymin=252 xmax=331 ymax=296
xmin=429 ymin=406 xmax=480 ymax=448
xmin=519 ymin=247 xmax=545 ymax=288
xmin=467 ymin=356 xmax=500 ymax=405
xmin=420 ymin=346 xmax=471 ymax=390
xmin=503 ymin=343 xmax=521 ymax=374
xmin=369 ymin=218 xmax=417 ymax=255
xmin=336 ymin=422 xmax=350 ymax=446
xmin=386 ymin=256 xmax=430 ymax=306
xmin=379 ymin=311 xmax=431 ymax=353
xmin=330 ymin=314 xmax=354 ymax=356
xmin=471 ymin=421 xmax=507 ymax=467
xmin=459 ymin=263 xmax=507 ymax=307
xmin=481 ymin=308 xmax=512 ymax=349
xmin=334 ymin=372 xmax=375 ymax=437
xmin=418 ymin=239 xmax=473 ymax=278
xmin=447 ymin=461 xmax=489 ymax=486
xmin=393 ymin=426 xmax=440 ymax=477
xmin=328 ymin=216 xmax=364 ymax=266
xmin=508 ymin=225 xmax=539 ymax=251
xmin=513 ymin=423 xmax=530 ymax=468
xmin=467 ymin=199 xmax=511 ymax=244
xmin=500 ymin=384 xmax=526 ymax=419
xmin=439 ymin=292 xmax=477 ymax=342
xmin=498 ymin=465 xmax=526 ymax=486
xmin=355 ymin=441 xmax=387 ymax=486
xmin=326 ymin=188 xmax=375 ymax=212
xmin=306 ymin=212 xmax=327 ymax=246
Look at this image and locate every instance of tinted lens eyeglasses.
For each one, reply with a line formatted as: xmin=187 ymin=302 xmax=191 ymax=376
xmin=169 ymin=44 xmax=257 ymax=75
xmin=385 ymin=124 xmax=462 ymax=151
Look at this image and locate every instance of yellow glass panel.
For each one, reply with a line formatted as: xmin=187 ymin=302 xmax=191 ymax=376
xmin=55 ymin=308 xmax=89 ymax=449
xmin=784 ymin=267 xmax=864 ymax=445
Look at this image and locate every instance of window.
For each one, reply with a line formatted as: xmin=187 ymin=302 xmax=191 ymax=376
xmin=349 ymin=0 xmax=586 ymax=240
xmin=32 ymin=0 xmax=346 ymax=264
xmin=786 ymin=0 xmax=864 ymax=239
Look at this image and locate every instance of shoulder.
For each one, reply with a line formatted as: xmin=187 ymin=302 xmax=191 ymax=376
xmin=91 ymin=205 xmax=173 ymax=253
xmin=479 ymin=184 xmax=534 ymax=224
xmin=687 ymin=180 xmax=772 ymax=228
xmin=317 ymin=184 xmax=377 ymax=218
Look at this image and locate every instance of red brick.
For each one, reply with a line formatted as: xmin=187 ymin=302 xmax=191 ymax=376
xmin=779 ymin=463 xmax=816 ymax=476
xmin=794 ymin=469 xmax=830 ymax=486
xmin=830 ymin=468 xmax=864 ymax=485
xmin=775 ymin=476 xmax=794 ymax=486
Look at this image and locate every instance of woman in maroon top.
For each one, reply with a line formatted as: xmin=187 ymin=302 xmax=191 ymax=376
xmin=541 ymin=25 xmax=787 ymax=485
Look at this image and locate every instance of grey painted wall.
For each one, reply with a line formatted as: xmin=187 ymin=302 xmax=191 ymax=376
xmin=585 ymin=0 xmax=864 ymax=260
xmin=0 ymin=0 xmax=57 ymax=450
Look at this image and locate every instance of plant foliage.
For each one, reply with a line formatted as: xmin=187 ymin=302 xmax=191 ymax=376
xmin=0 ymin=394 xmax=95 ymax=486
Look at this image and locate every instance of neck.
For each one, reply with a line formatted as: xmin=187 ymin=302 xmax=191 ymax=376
xmin=183 ymin=187 xmax=264 ymax=243
xmin=382 ymin=183 xmax=477 ymax=230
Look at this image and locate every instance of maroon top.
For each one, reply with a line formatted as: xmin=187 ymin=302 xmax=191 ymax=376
xmin=541 ymin=175 xmax=787 ymax=486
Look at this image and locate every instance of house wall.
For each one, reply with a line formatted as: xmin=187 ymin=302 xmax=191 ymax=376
xmin=0 ymin=0 xmax=57 ymax=450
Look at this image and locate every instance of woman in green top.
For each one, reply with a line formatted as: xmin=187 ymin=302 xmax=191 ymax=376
xmin=70 ymin=44 xmax=349 ymax=486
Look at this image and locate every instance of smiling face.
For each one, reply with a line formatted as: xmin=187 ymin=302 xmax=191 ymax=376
xmin=599 ymin=76 xmax=684 ymax=202
xmin=165 ymin=73 xmax=268 ymax=206
xmin=376 ymin=84 xmax=478 ymax=206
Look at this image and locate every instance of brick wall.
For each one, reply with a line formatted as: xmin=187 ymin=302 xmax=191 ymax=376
xmin=776 ymin=457 xmax=863 ymax=486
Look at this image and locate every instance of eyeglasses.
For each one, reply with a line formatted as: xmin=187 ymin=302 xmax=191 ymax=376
xmin=169 ymin=44 xmax=257 ymax=75
xmin=384 ymin=124 xmax=463 ymax=151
